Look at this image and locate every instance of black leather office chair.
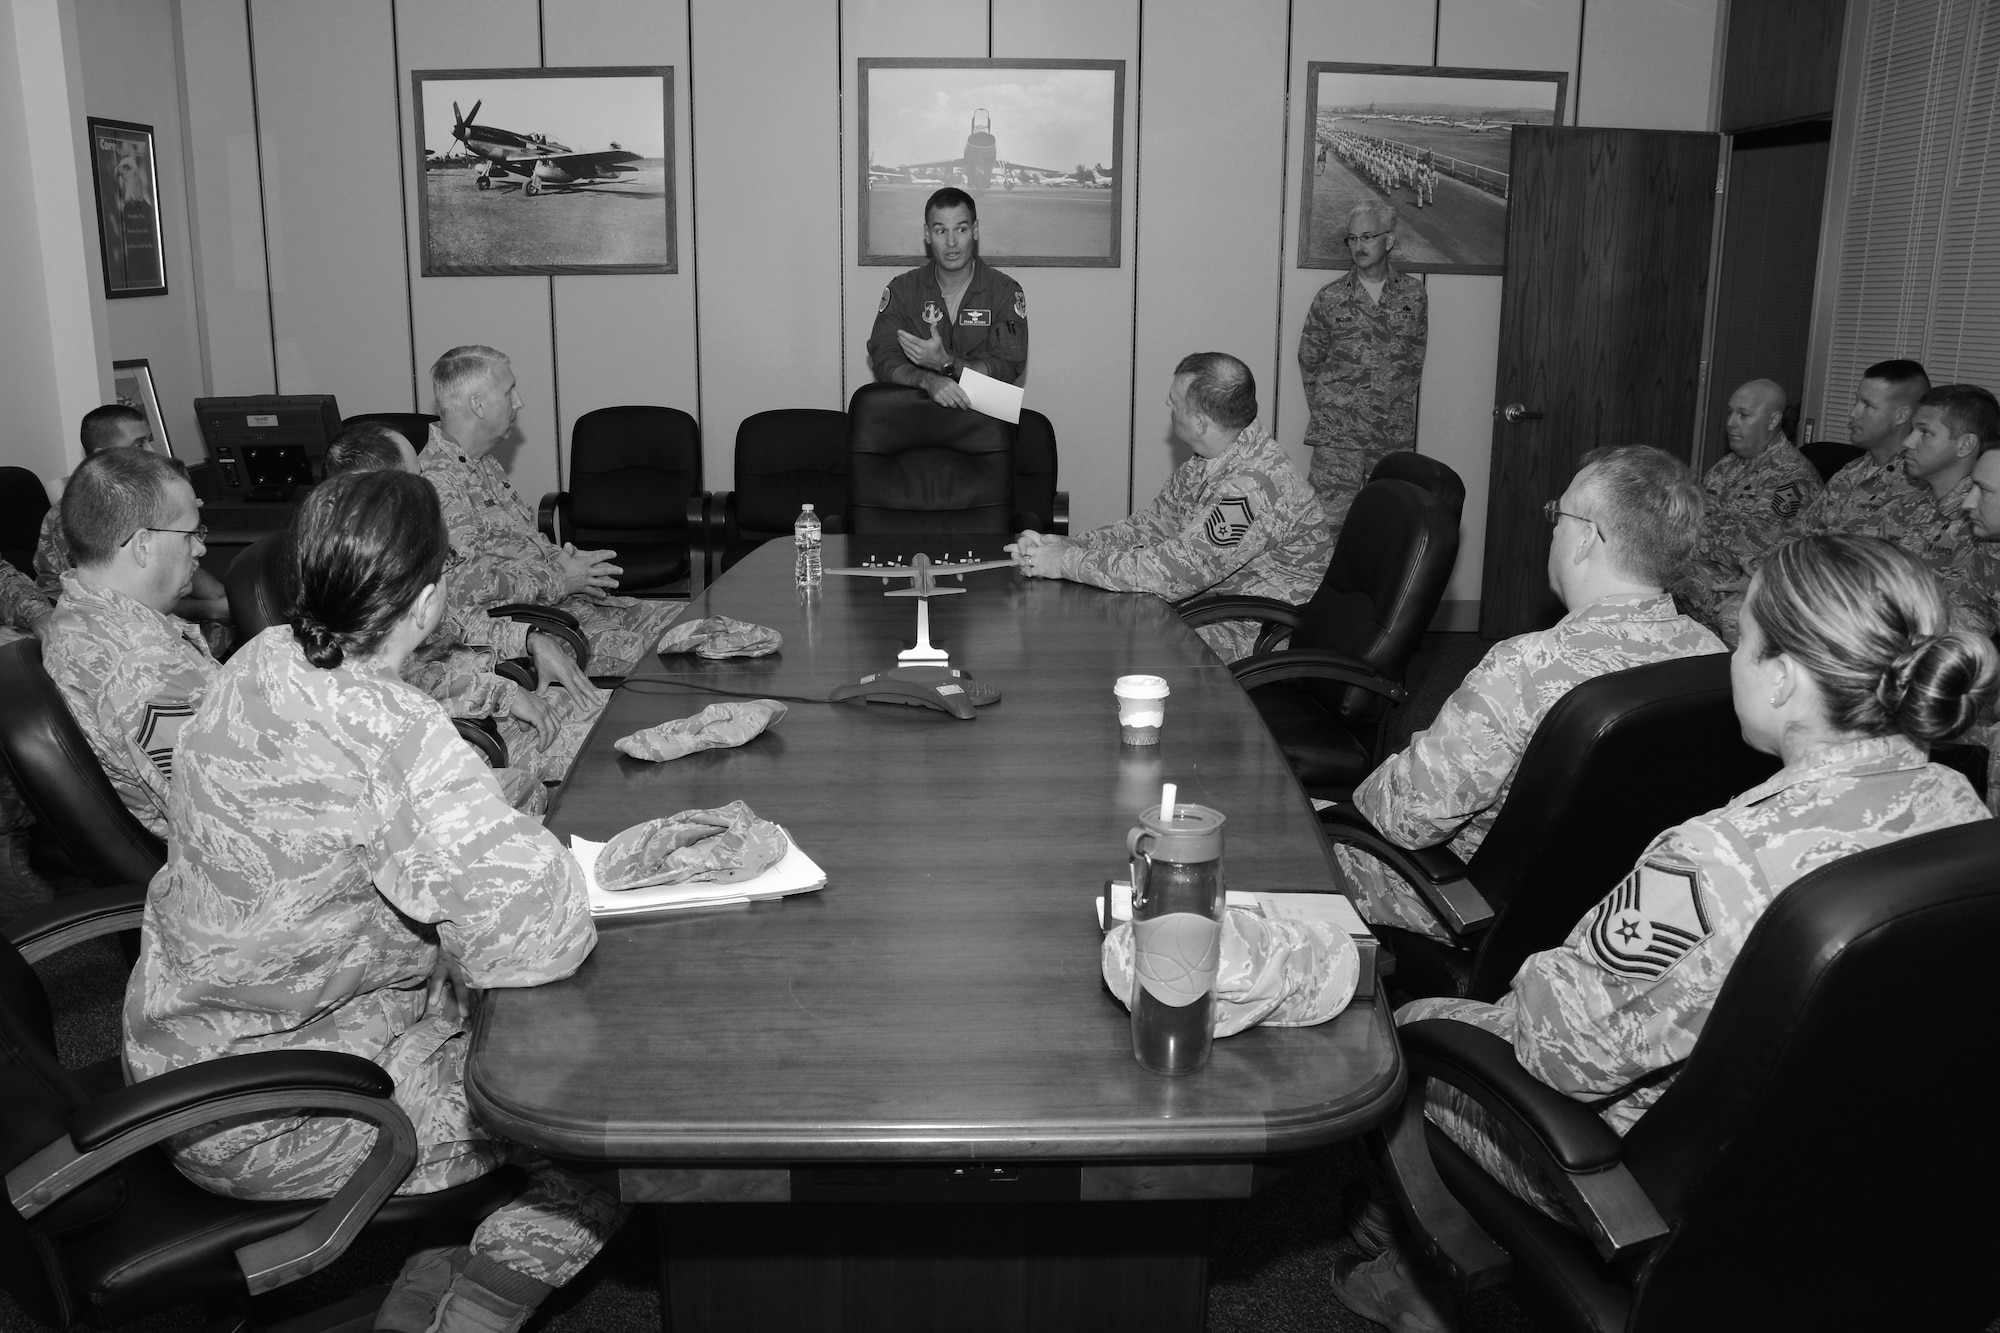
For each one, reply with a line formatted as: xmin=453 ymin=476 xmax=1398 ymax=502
xmin=0 ymin=640 xmax=163 ymax=890
xmin=0 ymin=886 xmax=524 ymax=1331
xmin=540 ymin=406 xmax=700 ymax=596
xmin=700 ymin=408 xmax=851 ymax=584
xmin=1183 ymin=474 xmax=1460 ymax=800
xmin=1384 ymin=820 xmax=2000 ymax=1332
xmin=1014 ymin=408 xmax=1069 ymax=536
xmin=1319 ymin=654 xmax=1777 ymax=1000
xmin=1 ymin=466 xmax=49 ymax=578
xmin=845 ymin=384 xmax=1018 ymax=535
xmin=340 ymin=413 xmax=440 ymax=453
xmin=1368 ymin=451 xmax=1465 ymax=523
xmin=1800 ymin=439 xmax=1863 ymax=484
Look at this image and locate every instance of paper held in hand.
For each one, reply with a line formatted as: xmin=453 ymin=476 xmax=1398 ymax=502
xmin=571 ymin=831 xmax=827 ymax=917
xmin=960 ymin=366 xmax=1024 ymax=424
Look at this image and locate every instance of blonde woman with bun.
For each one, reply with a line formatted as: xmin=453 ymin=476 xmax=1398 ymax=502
xmin=1338 ymin=534 xmax=1998 ymax=1328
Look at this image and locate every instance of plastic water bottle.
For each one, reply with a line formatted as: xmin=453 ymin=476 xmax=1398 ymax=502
xmin=794 ymin=503 xmax=822 ymax=587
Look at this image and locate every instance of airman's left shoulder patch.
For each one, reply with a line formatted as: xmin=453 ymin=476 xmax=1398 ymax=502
xmin=1013 ymin=289 xmax=1026 ymax=319
xmin=1586 ymin=857 xmax=1710 ymax=981
xmin=1203 ymin=496 xmax=1256 ymax=547
xmin=1771 ymin=480 xmax=1805 ymax=520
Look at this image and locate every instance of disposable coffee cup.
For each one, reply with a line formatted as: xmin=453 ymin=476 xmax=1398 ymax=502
xmin=1114 ymin=675 xmax=1171 ymax=745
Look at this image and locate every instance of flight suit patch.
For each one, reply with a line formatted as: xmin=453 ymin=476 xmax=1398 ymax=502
xmin=1014 ymin=290 xmax=1027 ymax=318
xmin=878 ymin=287 xmax=891 ymax=313
xmin=920 ymin=300 xmax=944 ymax=325
xmin=137 ymin=701 xmax=197 ymax=782
xmin=1587 ymin=859 xmax=1710 ymax=981
xmin=1203 ymin=497 xmax=1256 ymax=547
xmin=960 ymin=309 xmax=990 ymax=326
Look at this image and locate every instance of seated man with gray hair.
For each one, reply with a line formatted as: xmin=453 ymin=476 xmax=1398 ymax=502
xmin=325 ymin=421 xmax=607 ymax=809
xmin=1336 ymin=446 xmax=1725 ymax=943
xmin=42 ymin=448 xmax=219 ymax=838
xmin=1011 ymin=352 xmax=1331 ymax=661
xmin=418 ymin=345 xmax=682 ymax=677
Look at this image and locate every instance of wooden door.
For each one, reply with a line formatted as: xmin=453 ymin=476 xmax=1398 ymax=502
xmin=1480 ymin=127 xmax=1723 ymax=638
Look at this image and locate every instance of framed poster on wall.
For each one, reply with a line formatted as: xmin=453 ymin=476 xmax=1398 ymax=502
xmin=411 ymin=66 xmax=675 ymax=276
xmin=109 ymin=359 xmax=174 ymax=458
xmin=1299 ymin=64 xmax=1567 ymax=275
xmin=858 ymin=58 xmax=1125 ymax=267
xmin=87 ymin=118 xmax=167 ymax=298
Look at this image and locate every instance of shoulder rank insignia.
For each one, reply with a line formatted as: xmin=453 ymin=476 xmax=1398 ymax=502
xmin=1587 ymin=858 xmax=1710 ymax=981
xmin=1771 ymin=480 xmax=1804 ymax=520
xmin=1203 ymin=497 xmax=1256 ymax=547
xmin=878 ymin=287 xmax=891 ymax=313
xmin=137 ymin=700 xmax=197 ymax=782
xmin=959 ymin=308 xmax=990 ymax=326
xmin=1014 ymin=289 xmax=1026 ymax=319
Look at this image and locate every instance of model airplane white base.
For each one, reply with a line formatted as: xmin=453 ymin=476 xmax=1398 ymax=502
xmin=898 ymin=599 xmax=950 ymax=664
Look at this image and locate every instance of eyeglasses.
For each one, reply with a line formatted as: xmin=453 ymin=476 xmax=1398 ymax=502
xmin=1342 ymin=230 xmax=1390 ymax=245
xmin=138 ymin=523 xmax=208 ymax=543
xmin=1542 ymin=501 xmax=1597 ymax=538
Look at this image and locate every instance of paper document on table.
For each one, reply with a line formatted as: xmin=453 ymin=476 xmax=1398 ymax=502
xmin=573 ymin=830 xmax=826 ymax=917
xmin=960 ymin=367 xmax=1024 ymax=424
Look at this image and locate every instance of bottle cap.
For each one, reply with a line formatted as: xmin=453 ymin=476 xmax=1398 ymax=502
xmin=1133 ymin=803 xmax=1225 ymax=863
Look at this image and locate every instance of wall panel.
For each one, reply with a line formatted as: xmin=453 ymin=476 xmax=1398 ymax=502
xmin=251 ymin=0 xmax=412 ymax=420
xmin=397 ymin=0 xmax=561 ymax=501
xmin=691 ymin=0 xmax=843 ymax=491
xmin=546 ymin=0 xmax=701 ymax=476
xmin=1130 ymin=0 xmax=1288 ymax=513
xmin=1581 ymin=0 xmax=1722 ymax=132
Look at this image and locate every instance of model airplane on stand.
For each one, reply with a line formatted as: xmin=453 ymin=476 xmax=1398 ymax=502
xmin=824 ymin=551 xmax=1012 ymax=717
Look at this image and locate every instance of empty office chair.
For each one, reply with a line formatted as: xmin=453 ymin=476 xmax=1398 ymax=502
xmin=698 ymin=408 xmax=851 ymax=584
xmin=1319 ymin=654 xmax=1777 ymax=1000
xmin=1 ymin=466 xmax=50 ymax=578
xmin=0 ymin=640 xmax=163 ymax=889
xmin=341 ymin=412 xmax=441 ymax=452
xmin=0 ymin=885 xmax=524 ymax=1331
xmin=1384 ymin=820 xmax=2000 ymax=1332
xmin=1800 ymin=439 xmax=1863 ymax=484
xmin=1184 ymin=473 xmax=1460 ymax=800
xmin=1013 ymin=408 xmax=1069 ymax=536
xmin=539 ymin=406 xmax=700 ymax=596
xmin=1368 ymin=450 xmax=1465 ymax=523
xmin=845 ymin=384 xmax=1018 ymax=535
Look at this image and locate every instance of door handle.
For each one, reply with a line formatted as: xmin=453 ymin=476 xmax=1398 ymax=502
xmin=1494 ymin=403 xmax=1545 ymax=423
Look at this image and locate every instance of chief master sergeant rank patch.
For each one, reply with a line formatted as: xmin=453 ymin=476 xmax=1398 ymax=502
xmin=1203 ymin=496 xmax=1256 ymax=547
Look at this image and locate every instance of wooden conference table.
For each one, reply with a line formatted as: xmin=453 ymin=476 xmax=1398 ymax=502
xmin=466 ymin=535 xmax=1403 ymax=1331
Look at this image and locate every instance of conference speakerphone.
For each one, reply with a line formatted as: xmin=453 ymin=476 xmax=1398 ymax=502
xmin=191 ymin=394 xmax=342 ymax=503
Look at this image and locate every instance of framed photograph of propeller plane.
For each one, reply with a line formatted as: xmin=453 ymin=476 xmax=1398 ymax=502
xmin=412 ymin=67 xmax=674 ymax=276
xmin=1299 ymin=63 xmax=1566 ymax=275
xmin=858 ymin=58 xmax=1125 ymax=267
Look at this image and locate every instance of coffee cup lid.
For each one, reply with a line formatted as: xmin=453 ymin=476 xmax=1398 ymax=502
xmin=1114 ymin=674 xmax=1170 ymax=699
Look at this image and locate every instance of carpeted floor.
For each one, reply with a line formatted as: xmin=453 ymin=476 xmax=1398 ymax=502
xmin=8 ymin=634 xmax=1561 ymax=1333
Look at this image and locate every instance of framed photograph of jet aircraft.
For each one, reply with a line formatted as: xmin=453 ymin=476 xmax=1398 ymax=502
xmin=412 ymin=67 xmax=674 ymax=276
xmin=858 ymin=58 xmax=1125 ymax=268
xmin=87 ymin=118 xmax=167 ymax=298
xmin=1298 ymin=63 xmax=1566 ymax=275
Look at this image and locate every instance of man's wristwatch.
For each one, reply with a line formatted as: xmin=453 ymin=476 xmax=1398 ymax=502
xmin=943 ymin=356 xmax=961 ymax=381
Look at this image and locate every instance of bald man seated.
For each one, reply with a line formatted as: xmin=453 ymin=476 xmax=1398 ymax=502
xmin=1676 ymin=378 xmax=1821 ymax=644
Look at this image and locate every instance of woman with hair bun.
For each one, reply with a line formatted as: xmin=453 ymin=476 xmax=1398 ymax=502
xmin=1337 ymin=533 xmax=1997 ymax=1326
xmin=123 ymin=471 xmax=624 ymax=1333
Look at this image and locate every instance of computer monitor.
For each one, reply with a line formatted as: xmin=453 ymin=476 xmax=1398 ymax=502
xmin=192 ymin=395 xmax=343 ymax=502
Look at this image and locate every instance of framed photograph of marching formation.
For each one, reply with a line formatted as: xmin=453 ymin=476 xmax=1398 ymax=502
xmin=1299 ymin=63 xmax=1567 ymax=275
xmin=858 ymin=58 xmax=1125 ymax=267
xmin=412 ymin=66 xmax=675 ymax=276
xmin=110 ymin=359 xmax=173 ymax=458
xmin=87 ymin=118 xmax=167 ymax=298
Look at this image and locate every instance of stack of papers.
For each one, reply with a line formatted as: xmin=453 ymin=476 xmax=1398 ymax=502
xmin=572 ymin=831 xmax=826 ymax=917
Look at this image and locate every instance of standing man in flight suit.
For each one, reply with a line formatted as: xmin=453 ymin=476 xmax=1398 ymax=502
xmin=868 ymin=187 xmax=1028 ymax=410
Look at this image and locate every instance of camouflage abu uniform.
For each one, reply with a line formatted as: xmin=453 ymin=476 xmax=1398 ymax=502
xmin=1298 ymin=265 xmax=1427 ymax=530
xmin=420 ymin=425 xmax=682 ymax=677
xmin=42 ymin=570 xmax=218 ymax=839
xmin=1400 ymin=735 xmax=1988 ymax=1222
xmin=1793 ymin=450 xmax=1927 ymax=540
xmin=1338 ymin=594 xmax=1724 ymax=941
xmin=1056 ymin=422 xmax=1333 ymax=661
xmin=123 ymin=628 xmax=625 ymax=1287
xmin=1887 ymin=476 xmax=1995 ymax=637
xmin=37 ymin=504 xmax=230 ymax=657
xmin=0 ymin=558 xmax=52 ymax=639
xmin=1678 ymin=437 xmax=1823 ymax=644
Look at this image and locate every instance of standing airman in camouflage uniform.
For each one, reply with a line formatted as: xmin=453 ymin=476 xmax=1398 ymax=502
xmin=1012 ymin=353 xmax=1331 ymax=661
xmin=1891 ymin=384 xmax=1997 ymax=636
xmin=1678 ymin=380 xmax=1822 ymax=644
xmin=40 ymin=451 xmax=218 ymax=840
xmin=1336 ymin=448 xmax=1723 ymax=942
xmin=1334 ymin=535 xmax=1997 ymax=1330
xmin=0 ymin=560 xmax=56 ymax=914
xmin=1298 ymin=202 xmax=1428 ymax=532
xmin=125 ymin=470 xmax=625 ymax=1333
xmin=420 ymin=346 xmax=682 ymax=677
xmin=1793 ymin=358 xmax=1931 ymax=540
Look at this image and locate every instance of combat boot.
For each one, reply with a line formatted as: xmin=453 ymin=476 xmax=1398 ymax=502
xmin=419 ymin=1257 xmax=552 ymax=1333
xmin=373 ymin=1245 xmax=465 ymax=1333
